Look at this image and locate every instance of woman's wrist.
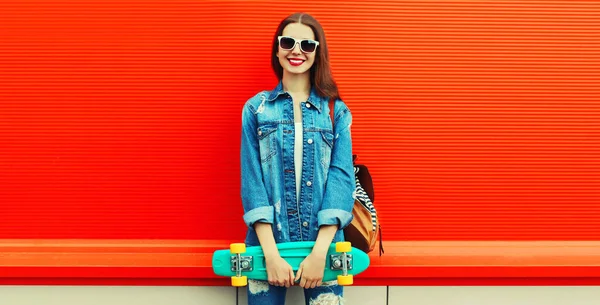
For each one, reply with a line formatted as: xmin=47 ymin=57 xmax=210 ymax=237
xmin=311 ymin=225 xmax=338 ymax=257
xmin=264 ymin=248 xmax=281 ymax=261
xmin=310 ymin=246 xmax=329 ymax=259
xmin=254 ymin=222 xmax=280 ymax=260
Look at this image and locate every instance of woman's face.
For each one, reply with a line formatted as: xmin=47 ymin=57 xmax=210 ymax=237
xmin=276 ymin=22 xmax=318 ymax=77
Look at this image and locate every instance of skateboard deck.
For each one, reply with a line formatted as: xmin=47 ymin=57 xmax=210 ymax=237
xmin=212 ymin=241 xmax=370 ymax=286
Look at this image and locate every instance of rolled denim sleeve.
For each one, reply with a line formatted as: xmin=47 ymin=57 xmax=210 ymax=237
xmin=240 ymin=100 xmax=274 ymax=228
xmin=318 ymin=102 xmax=356 ymax=229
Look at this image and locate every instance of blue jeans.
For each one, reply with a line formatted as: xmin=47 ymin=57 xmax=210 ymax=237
xmin=247 ymin=279 xmax=344 ymax=305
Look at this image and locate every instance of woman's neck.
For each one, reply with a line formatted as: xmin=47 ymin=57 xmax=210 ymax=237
xmin=282 ymin=72 xmax=311 ymax=96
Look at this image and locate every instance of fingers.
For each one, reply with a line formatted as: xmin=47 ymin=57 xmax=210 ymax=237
xmin=298 ymin=278 xmax=323 ymax=289
xmin=294 ymin=264 xmax=303 ymax=283
xmin=296 ymin=267 xmax=317 ymax=288
xmin=300 ymin=277 xmax=307 ymax=288
xmin=301 ymin=279 xmax=316 ymax=289
xmin=294 ymin=262 xmax=326 ymax=289
xmin=268 ymin=276 xmax=274 ymax=287
xmin=284 ymin=267 xmax=292 ymax=288
xmin=268 ymin=277 xmax=284 ymax=287
xmin=269 ymin=275 xmax=291 ymax=287
xmin=280 ymin=275 xmax=289 ymax=288
xmin=289 ymin=268 xmax=295 ymax=287
xmin=297 ymin=263 xmax=307 ymax=288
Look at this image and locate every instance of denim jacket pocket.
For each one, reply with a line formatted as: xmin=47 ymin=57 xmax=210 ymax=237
xmin=258 ymin=123 xmax=278 ymax=163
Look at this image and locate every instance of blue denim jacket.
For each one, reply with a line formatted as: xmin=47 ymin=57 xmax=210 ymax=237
xmin=241 ymin=82 xmax=356 ymax=246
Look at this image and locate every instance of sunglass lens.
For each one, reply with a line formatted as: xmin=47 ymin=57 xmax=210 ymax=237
xmin=280 ymin=37 xmax=295 ymax=50
xmin=301 ymin=40 xmax=317 ymax=53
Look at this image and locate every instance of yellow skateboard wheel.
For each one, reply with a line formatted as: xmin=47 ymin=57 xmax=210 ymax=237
xmin=335 ymin=241 xmax=351 ymax=253
xmin=337 ymin=275 xmax=353 ymax=286
xmin=231 ymin=276 xmax=248 ymax=287
xmin=230 ymin=243 xmax=246 ymax=254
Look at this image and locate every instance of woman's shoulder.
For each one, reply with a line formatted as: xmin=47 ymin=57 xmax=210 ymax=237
xmin=331 ymin=97 xmax=351 ymax=117
xmin=243 ymin=90 xmax=270 ymax=111
xmin=333 ymin=98 xmax=350 ymax=109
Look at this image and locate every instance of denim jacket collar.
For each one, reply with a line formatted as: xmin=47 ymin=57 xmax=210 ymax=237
xmin=267 ymin=81 xmax=323 ymax=112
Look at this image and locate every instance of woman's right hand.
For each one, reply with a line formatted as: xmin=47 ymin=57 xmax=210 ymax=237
xmin=252 ymin=223 xmax=294 ymax=287
xmin=265 ymin=255 xmax=295 ymax=288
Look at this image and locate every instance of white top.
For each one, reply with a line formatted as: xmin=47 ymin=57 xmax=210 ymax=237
xmin=294 ymin=122 xmax=303 ymax=204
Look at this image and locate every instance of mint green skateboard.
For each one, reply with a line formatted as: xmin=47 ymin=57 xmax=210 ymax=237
xmin=212 ymin=241 xmax=370 ymax=287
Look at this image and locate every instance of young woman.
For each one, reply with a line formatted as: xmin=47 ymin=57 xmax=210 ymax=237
xmin=240 ymin=12 xmax=355 ymax=305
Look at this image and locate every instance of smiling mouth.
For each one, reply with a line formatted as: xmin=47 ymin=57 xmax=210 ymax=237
xmin=288 ymin=58 xmax=305 ymax=66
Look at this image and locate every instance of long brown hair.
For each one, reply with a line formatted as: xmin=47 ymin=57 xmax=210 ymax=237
xmin=271 ymin=13 xmax=340 ymax=100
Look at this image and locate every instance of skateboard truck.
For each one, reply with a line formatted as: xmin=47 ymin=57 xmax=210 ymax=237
xmin=230 ymin=255 xmax=253 ymax=272
xmin=334 ymin=242 xmax=354 ymax=285
xmin=229 ymin=243 xmax=249 ymax=286
xmin=330 ymin=254 xmax=353 ymax=271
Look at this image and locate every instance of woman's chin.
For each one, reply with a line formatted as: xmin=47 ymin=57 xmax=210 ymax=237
xmin=284 ymin=66 xmax=311 ymax=75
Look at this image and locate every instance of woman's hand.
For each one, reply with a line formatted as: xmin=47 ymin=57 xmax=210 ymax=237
xmin=294 ymin=252 xmax=326 ymax=288
xmin=294 ymin=225 xmax=338 ymax=288
xmin=265 ymin=255 xmax=295 ymax=288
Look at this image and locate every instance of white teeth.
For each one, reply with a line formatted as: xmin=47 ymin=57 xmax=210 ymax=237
xmin=289 ymin=59 xmax=304 ymax=64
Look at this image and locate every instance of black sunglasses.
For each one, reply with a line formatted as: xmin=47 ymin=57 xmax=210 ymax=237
xmin=278 ymin=36 xmax=320 ymax=53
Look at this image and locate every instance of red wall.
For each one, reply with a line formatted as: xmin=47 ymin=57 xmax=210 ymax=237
xmin=1 ymin=0 xmax=599 ymax=242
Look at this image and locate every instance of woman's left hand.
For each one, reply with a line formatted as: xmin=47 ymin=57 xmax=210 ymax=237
xmin=294 ymin=252 xmax=326 ymax=288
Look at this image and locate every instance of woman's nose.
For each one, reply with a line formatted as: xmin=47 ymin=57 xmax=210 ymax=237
xmin=292 ymin=42 xmax=302 ymax=55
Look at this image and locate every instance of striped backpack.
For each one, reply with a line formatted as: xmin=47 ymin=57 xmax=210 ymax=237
xmin=329 ymin=100 xmax=384 ymax=256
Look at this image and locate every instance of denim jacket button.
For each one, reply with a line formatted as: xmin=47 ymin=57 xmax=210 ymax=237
xmin=302 ymin=221 xmax=309 ymax=227
xmin=257 ymin=130 xmax=262 ymax=136
xmin=305 ymin=103 xmax=311 ymax=108
xmin=307 ymin=138 xmax=313 ymax=144
xmin=306 ymin=181 xmax=312 ymax=187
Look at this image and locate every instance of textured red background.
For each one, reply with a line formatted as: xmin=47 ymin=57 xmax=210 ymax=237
xmin=1 ymin=0 xmax=599 ymax=242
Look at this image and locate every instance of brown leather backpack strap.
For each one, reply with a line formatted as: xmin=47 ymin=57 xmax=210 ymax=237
xmin=329 ymin=99 xmax=335 ymax=128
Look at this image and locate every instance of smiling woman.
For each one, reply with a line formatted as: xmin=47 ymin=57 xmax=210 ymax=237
xmin=240 ymin=12 xmax=355 ymax=305
xmin=270 ymin=13 xmax=339 ymax=100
